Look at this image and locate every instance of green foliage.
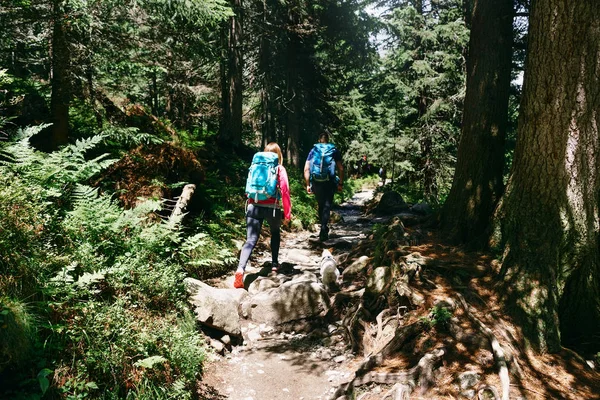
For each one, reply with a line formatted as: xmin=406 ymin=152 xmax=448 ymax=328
xmin=420 ymin=305 xmax=453 ymax=331
xmin=333 ymin=1 xmax=468 ymax=204
xmin=101 ymin=126 xmax=165 ymax=149
xmin=0 ymin=131 xmax=207 ymax=399
xmin=288 ymin=169 xmax=318 ymax=229
xmin=2 ymin=127 xmax=116 ymax=199
xmin=180 ymin=231 xmax=237 ymax=279
xmin=0 ymin=297 xmax=35 ymax=372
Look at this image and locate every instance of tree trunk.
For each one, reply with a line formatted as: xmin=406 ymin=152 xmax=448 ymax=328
xmin=228 ymin=0 xmax=243 ymax=146
xmin=50 ymin=0 xmax=70 ymax=149
xmin=219 ymin=25 xmax=230 ymax=140
xmin=494 ymin=0 xmax=600 ymax=353
xmin=220 ymin=0 xmax=243 ymax=146
xmin=441 ymin=0 xmax=512 ymax=247
xmin=285 ymin=32 xmax=300 ymax=168
xmin=259 ymin=0 xmax=274 ymax=147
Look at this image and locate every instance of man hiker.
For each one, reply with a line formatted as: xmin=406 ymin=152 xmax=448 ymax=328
xmin=304 ymin=132 xmax=344 ymax=242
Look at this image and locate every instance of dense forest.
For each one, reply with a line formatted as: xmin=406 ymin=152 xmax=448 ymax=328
xmin=1 ymin=0 xmax=599 ymax=398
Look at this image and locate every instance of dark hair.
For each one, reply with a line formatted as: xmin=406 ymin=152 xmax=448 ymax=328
xmin=318 ymin=132 xmax=329 ymax=143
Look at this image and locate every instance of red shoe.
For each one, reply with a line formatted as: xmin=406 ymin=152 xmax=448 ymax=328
xmin=233 ymin=271 xmax=244 ymax=288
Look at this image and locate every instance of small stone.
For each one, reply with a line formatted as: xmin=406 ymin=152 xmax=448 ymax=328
xmin=246 ymin=328 xmax=262 ymax=342
xmin=209 ymin=338 xmax=225 ymax=354
xmin=457 ymin=371 xmax=480 ymax=390
xmin=333 ymin=355 xmax=346 ymax=363
xmin=320 ymin=349 xmax=333 ymax=360
xmin=221 ymin=335 xmax=231 ymax=345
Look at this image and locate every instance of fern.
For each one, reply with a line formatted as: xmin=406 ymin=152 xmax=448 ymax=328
xmin=101 ymin=126 xmax=164 ymax=148
xmin=2 ymin=128 xmax=116 ymax=197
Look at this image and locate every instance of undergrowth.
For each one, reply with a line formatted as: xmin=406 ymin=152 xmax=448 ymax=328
xmin=0 ymin=127 xmax=207 ymax=399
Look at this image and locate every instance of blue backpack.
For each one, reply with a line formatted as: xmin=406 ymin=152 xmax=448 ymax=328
xmin=309 ymin=143 xmax=337 ymax=182
xmin=245 ymin=152 xmax=280 ymax=201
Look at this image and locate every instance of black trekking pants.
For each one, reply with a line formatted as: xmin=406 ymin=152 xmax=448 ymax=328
xmin=312 ymin=181 xmax=336 ymax=238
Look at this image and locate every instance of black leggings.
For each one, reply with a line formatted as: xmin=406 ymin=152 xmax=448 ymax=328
xmin=237 ymin=203 xmax=282 ymax=270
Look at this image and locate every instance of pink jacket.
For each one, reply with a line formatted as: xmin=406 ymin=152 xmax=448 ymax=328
xmin=247 ymin=165 xmax=292 ymax=220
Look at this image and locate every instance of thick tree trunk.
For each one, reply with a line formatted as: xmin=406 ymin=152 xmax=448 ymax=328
xmin=494 ymin=0 xmax=600 ymax=353
xmin=50 ymin=0 xmax=70 ymax=149
xmin=441 ymin=0 xmax=512 ymax=247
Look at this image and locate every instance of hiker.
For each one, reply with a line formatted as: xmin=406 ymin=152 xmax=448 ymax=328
xmin=304 ymin=132 xmax=344 ymax=242
xmin=234 ymin=142 xmax=292 ymax=289
xmin=378 ymin=166 xmax=386 ymax=184
xmin=357 ymin=154 xmax=367 ymax=177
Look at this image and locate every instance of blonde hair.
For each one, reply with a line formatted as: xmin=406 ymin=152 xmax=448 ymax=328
xmin=264 ymin=142 xmax=283 ymax=165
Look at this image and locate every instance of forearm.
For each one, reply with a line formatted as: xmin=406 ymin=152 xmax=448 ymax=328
xmin=337 ymin=162 xmax=344 ymax=184
xmin=303 ymin=163 xmax=310 ymax=186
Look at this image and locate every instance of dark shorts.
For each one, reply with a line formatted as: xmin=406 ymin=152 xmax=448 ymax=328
xmin=246 ymin=203 xmax=283 ymax=223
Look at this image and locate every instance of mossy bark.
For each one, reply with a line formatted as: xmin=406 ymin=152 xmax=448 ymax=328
xmin=494 ymin=0 xmax=600 ymax=353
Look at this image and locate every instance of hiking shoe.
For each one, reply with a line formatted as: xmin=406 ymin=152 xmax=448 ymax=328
xmin=271 ymin=262 xmax=279 ymax=272
xmin=233 ymin=271 xmax=244 ymax=288
xmin=319 ymin=232 xmax=329 ymax=242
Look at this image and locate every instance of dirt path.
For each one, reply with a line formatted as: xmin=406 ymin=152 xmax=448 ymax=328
xmin=197 ymin=187 xmax=600 ymax=400
xmin=199 ymin=189 xmax=376 ymax=400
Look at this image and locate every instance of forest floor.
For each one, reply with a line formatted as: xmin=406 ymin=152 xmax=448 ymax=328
xmin=198 ymin=186 xmax=600 ymax=400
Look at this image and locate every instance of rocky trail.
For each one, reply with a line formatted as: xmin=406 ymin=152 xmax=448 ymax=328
xmin=193 ymin=188 xmax=378 ymax=400
xmin=188 ymin=187 xmax=600 ymax=400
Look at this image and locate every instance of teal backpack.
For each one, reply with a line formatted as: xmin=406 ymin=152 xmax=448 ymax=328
xmin=309 ymin=143 xmax=337 ymax=182
xmin=245 ymin=152 xmax=280 ymax=201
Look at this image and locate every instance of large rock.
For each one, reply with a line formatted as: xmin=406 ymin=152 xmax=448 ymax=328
xmin=247 ymin=276 xmax=280 ymax=294
xmin=374 ymin=191 xmax=409 ymax=215
xmin=184 ymin=278 xmax=248 ymax=337
xmin=241 ymin=277 xmax=330 ymax=326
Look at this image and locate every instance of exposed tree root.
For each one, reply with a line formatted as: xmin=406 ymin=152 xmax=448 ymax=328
xmin=329 ymin=322 xmax=447 ymax=400
xmin=331 ymin=347 xmax=445 ymax=399
xmin=456 ymin=293 xmax=510 ymax=400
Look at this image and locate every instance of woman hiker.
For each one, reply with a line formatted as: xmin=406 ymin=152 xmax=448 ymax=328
xmin=234 ymin=142 xmax=292 ymax=289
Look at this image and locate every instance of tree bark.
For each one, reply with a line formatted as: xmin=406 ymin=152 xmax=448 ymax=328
xmin=441 ymin=0 xmax=512 ymax=247
xmin=259 ymin=0 xmax=275 ymax=147
xmin=50 ymin=0 xmax=71 ymax=149
xmin=220 ymin=0 xmax=243 ymax=146
xmin=285 ymin=27 xmax=301 ymax=168
xmin=493 ymin=0 xmax=600 ymax=353
xmin=219 ymin=25 xmax=230 ymax=141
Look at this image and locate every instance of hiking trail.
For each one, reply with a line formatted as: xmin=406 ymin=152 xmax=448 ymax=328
xmin=190 ymin=186 xmax=600 ymax=400
xmin=196 ymin=188 xmax=379 ymax=400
